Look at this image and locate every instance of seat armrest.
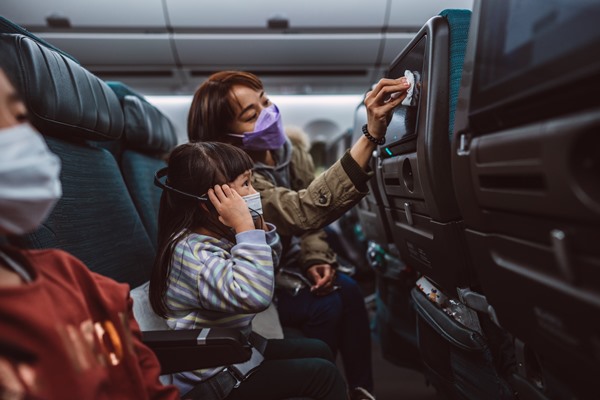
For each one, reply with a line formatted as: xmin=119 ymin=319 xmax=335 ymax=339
xmin=142 ymin=328 xmax=252 ymax=374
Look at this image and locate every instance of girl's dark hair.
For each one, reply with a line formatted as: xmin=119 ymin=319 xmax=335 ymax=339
xmin=187 ymin=71 xmax=263 ymax=143
xmin=149 ymin=141 xmax=254 ymax=317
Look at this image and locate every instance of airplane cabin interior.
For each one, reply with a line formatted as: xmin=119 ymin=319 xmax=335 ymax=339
xmin=1 ymin=0 xmax=599 ymax=399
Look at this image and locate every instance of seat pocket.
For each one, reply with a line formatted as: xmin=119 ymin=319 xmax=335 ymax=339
xmin=411 ymin=287 xmax=515 ymax=399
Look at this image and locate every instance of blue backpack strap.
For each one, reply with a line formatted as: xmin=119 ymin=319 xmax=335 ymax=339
xmin=439 ymin=9 xmax=471 ymax=138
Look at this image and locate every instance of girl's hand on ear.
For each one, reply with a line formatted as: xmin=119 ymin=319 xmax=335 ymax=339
xmin=207 ymin=184 xmax=255 ymax=233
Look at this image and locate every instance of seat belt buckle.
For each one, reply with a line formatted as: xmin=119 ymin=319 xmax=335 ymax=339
xmin=222 ymin=367 xmax=243 ymax=388
xmin=225 ymin=346 xmax=265 ymax=388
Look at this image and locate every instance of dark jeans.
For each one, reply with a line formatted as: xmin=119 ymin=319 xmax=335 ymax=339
xmin=276 ymin=273 xmax=374 ymax=392
xmin=226 ymin=338 xmax=347 ymax=400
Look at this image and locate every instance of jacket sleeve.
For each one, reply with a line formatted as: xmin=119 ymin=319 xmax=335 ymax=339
xmin=298 ymin=229 xmax=338 ymax=273
xmin=287 ymin=146 xmax=338 ymax=272
xmin=253 ymin=151 xmax=372 ymax=237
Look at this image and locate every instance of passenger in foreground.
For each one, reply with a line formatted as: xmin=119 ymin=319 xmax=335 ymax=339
xmin=0 ymin=69 xmax=179 ymax=399
xmin=149 ymin=141 xmax=347 ymax=400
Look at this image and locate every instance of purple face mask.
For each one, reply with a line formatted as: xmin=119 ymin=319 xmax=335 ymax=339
xmin=229 ymin=104 xmax=286 ymax=151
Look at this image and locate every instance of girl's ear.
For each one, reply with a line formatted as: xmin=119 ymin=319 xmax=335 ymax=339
xmin=200 ymin=199 xmax=218 ymax=214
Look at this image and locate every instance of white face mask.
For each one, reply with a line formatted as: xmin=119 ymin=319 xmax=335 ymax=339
xmin=0 ymin=123 xmax=62 ymax=235
xmin=242 ymin=192 xmax=263 ymax=216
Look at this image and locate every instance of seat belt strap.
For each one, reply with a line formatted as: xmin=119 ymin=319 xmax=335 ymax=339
xmin=228 ymin=345 xmax=264 ymax=384
xmin=249 ymin=331 xmax=268 ymax=354
xmin=181 ymin=367 xmax=237 ymax=400
xmin=182 ymin=346 xmax=265 ymax=400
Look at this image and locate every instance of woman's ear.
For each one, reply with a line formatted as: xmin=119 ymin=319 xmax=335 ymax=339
xmin=199 ymin=202 xmax=209 ymax=212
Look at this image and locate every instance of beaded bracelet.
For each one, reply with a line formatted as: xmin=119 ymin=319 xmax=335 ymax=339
xmin=361 ymin=124 xmax=385 ymax=145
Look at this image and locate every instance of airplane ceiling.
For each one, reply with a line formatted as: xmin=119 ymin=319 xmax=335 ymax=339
xmin=1 ymin=0 xmax=473 ymax=95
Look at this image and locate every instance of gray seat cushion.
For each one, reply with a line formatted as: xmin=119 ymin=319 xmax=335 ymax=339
xmin=130 ymin=281 xmax=169 ymax=331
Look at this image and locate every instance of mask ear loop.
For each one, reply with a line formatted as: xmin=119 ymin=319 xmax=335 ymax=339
xmin=250 ymin=210 xmax=265 ymax=230
xmin=155 ymin=168 xmax=265 ymax=230
xmin=154 ymin=167 xmax=209 ymax=202
xmin=155 ymin=168 xmax=242 ymax=242
xmin=250 ymin=208 xmax=266 ymax=230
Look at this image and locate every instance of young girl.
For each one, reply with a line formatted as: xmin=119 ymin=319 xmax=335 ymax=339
xmin=149 ymin=141 xmax=347 ymax=400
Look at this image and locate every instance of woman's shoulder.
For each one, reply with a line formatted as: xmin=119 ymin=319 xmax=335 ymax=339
xmin=288 ymin=142 xmax=316 ymax=189
xmin=285 ymin=126 xmax=311 ymax=153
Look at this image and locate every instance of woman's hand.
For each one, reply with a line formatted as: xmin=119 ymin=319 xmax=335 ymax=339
xmin=349 ymin=77 xmax=411 ymax=169
xmin=307 ymin=264 xmax=336 ymax=295
xmin=363 ymin=77 xmax=411 ymax=140
xmin=207 ymin=184 xmax=255 ymax=233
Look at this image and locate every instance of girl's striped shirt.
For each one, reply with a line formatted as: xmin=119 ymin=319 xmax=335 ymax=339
xmin=164 ymin=224 xmax=281 ymax=392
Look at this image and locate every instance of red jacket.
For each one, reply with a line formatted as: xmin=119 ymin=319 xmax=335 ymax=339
xmin=0 ymin=248 xmax=179 ymax=400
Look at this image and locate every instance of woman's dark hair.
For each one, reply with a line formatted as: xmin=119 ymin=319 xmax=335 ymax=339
xmin=187 ymin=71 xmax=263 ymax=143
xmin=149 ymin=141 xmax=254 ymax=317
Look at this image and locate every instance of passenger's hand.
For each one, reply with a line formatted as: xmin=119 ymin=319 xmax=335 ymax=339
xmin=207 ymin=184 xmax=255 ymax=233
xmin=364 ymin=77 xmax=411 ymax=141
xmin=308 ymin=264 xmax=336 ymax=294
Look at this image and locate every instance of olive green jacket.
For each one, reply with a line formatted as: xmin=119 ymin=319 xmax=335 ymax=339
xmin=252 ymin=139 xmax=373 ymax=271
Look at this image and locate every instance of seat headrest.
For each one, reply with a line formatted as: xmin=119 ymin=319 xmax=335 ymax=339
xmin=0 ymin=33 xmax=124 ymax=141
xmin=0 ymin=16 xmax=79 ymax=64
xmin=439 ymin=9 xmax=471 ymax=138
xmin=108 ymin=82 xmax=178 ymax=154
